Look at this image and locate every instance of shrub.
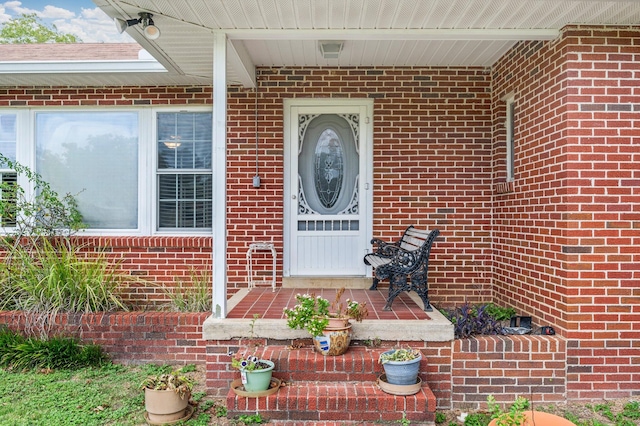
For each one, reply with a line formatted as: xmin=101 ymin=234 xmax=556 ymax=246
xmin=0 ymin=154 xmax=132 ymax=336
xmin=0 ymin=327 xmax=108 ymax=370
xmin=0 ymin=238 xmax=129 ymax=315
xmin=440 ymin=303 xmax=504 ymax=339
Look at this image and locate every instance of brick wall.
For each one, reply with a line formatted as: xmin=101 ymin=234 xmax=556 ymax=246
xmin=491 ymin=36 xmax=570 ymax=334
xmin=563 ymin=26 xmax=640 ymax=401
xmin=0 ymin=311 xmax=209 ymax=364
xmin=491 ymin=26 xmax=640 ymax=401
xmin=0 ymin=86 xmax=213 ymax=107
xmin=73 ymin=236 xmax=213 ymax=307
xmin=452 ymin=336 xmax=566 ymax=409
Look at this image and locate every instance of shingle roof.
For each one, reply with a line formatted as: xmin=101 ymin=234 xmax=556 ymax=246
xmin=0 ymin=43 xmax=142 ymax=62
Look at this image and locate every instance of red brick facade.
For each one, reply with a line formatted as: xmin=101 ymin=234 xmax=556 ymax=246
xmin=491 ymin=27 xmax=640 ymax=400
xmin=1 ymin=25 xmax=639 ymax=404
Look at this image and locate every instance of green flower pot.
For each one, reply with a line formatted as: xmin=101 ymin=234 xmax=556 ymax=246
xmin=242 ymin=360 xmax=275 ymax=392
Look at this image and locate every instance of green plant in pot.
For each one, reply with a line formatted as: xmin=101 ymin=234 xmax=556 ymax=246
xmin=283 ymin=288 xmax=368 ymax=356
xmin=228 ymin=314 xmax=275 ymax=393
xmin=379 ymin=347 xmax=422 ymax=385
xmin=140 ymin=369 xmax=194 ymax=424
xmin=228 ymin=350 xmax=275 ymax=392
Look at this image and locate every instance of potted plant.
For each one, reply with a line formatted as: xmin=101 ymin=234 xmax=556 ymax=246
xmin=140 ymin=369 xmax=194 ymax=424
xmin=228 ymin=314 xmax=276 ymax=394
xmin=228 ymin=350 xmax=275 ymax=392
xmin=379 ymin=347 xmax=422 ymax=385
xmin=283 ymin=288 xmax=368 ymax=356
xmin=487 ymin=395 xmax=575 ymax=426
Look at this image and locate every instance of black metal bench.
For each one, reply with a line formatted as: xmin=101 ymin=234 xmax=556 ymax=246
xmin=363 ymin=227 xmax=440 ymax=311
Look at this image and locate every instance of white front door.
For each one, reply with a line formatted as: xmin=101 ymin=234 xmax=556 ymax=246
xmin=284 ymin=99 xmax=373 ymax=277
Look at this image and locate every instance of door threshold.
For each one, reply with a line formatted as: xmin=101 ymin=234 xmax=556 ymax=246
xmin=282 ymin=277 xmax=371 ymax=288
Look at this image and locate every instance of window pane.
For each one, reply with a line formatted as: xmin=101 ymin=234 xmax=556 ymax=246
xmin=157 ymin=112 xmax=212 ymax=170
xmin=158 ymin=173 xmax=211 ymax=229
xmin=0 ymin=113 xmax=17 ymax=163
xmin=36 ymin=112 xmax=139 ymax=229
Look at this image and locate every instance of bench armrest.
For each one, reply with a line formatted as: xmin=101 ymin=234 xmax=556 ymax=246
xmin=370 ymin=237 xmax=399 ymax=253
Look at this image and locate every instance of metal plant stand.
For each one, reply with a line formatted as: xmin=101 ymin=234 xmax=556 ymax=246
xmin=246 ymin=242 xmax=276 ymax=291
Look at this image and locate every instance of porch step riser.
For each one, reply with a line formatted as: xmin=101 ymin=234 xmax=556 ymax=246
xmin=226 ymin=345 xmax=436 ymax=424
xmin=249 ymin=346 xmax=429 ymax=383
xmin=227 ymin=382 xmax=436 ymax=423
xmin=269 ymin=346 xmax=390 ymax=382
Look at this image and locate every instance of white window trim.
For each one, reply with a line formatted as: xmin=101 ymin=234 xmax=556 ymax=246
xmin=0 ymin=106 xmax=213 ymax=237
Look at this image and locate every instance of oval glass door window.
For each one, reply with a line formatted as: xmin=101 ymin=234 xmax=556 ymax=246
xmin=298 ymin=114 xmax=358 ymax=216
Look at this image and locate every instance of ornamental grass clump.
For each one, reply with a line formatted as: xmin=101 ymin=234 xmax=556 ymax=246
xmin=0 ymin=154 xmax=132 ymax=336
xmin=163 ymin=267 xmax=212 ymax=312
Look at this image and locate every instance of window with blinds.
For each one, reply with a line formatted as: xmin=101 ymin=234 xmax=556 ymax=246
xmin=0 ymin=113 xmax=17 ymax=227
xmin=157 ymin=112 xmax=212 ymax=230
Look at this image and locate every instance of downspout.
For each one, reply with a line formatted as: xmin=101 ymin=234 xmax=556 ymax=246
xmin=212 ymin=31 xmax=227 ymax=318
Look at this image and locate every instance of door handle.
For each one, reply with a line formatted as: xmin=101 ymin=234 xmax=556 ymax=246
xmin=292 ymin=195 xmax=297 ymax=199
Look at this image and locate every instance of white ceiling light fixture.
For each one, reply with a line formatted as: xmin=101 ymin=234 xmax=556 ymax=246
xmin=115 ymin=12 xmax=161 ymax=40
xmin=318 ymin=41 xmax=343 ymax=59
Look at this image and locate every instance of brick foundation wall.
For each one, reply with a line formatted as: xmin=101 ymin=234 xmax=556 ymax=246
xmin=0 ymin=311 xmax=209 ymax=364
xmin=452 ymin=336 xmax=567 ymax=409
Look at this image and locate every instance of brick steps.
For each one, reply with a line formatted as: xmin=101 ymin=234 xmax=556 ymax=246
xmin=226 ymin=345 xmax=436 ymax=424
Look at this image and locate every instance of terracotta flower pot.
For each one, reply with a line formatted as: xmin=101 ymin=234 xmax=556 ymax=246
xmin=325 ymin=316 xmax=350 ymax=330
xmin=488 ymin=411 xmax=575 ymax=426
xmin=144 ymin=388 xmax=190 ymax=423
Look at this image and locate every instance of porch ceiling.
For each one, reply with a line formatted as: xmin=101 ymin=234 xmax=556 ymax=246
xmin=3 ymin=1 xmax=640 ymax=88
xmin=91 ymin=0 xmax=640 ymax=88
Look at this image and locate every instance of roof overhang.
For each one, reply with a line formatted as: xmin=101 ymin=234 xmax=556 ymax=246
xmin=2 ymin=0 xmax=640 ymax=88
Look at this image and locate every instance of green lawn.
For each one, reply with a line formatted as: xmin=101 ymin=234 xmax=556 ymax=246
xmin=0 ymin=364 xmax=218 ymax=426
xmin=0 ymin=364 xmax=147 ymax=426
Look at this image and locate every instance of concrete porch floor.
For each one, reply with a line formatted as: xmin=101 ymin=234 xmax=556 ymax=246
xmin=202 ymin=287 xmax=454 ymax=342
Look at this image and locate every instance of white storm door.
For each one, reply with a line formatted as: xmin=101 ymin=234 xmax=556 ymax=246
xmin=284 ymin=100 xmax=372 ymax=277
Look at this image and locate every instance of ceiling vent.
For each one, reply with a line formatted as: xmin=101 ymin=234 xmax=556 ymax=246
xmin=318 ymin=41 xmax=343 ymax=59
